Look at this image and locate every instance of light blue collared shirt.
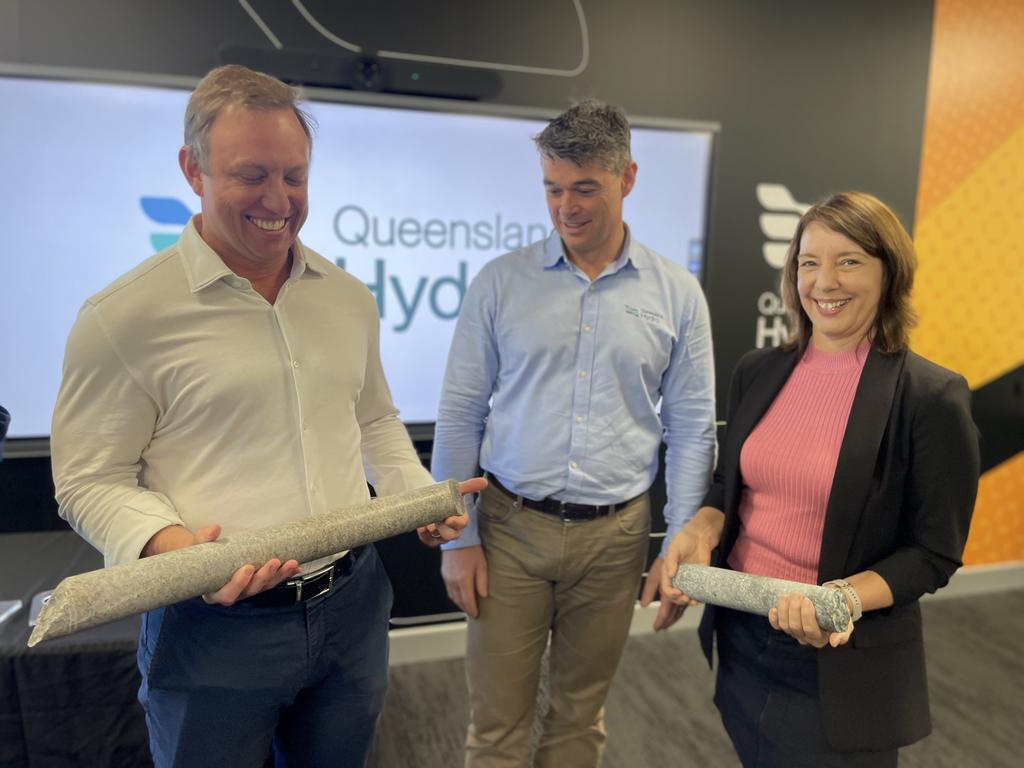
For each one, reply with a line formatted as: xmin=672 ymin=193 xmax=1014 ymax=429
xmin=432 ymin=228 xmax=716 ymax=554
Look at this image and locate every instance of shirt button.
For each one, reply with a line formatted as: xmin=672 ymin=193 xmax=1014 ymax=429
xmin=584 ymin=324 xmax=592 ymax=332
xmin=292 ymin=360 xmax=300 ymax=368
xmin=579 ymin=370 xmax=587 ymax=378
xmin=570 ymin=462 xmax=578 ymax=470
xmin=576 ymin=416 xmax=584 ymax=423
xmin=310 ymin=483 xmax=318 ymax=493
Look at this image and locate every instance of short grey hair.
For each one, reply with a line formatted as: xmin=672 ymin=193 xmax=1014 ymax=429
xmin=184 ymin=64 xmax=316 ymax=171
xmin=533 ymin=99 xmax=632 ymax=175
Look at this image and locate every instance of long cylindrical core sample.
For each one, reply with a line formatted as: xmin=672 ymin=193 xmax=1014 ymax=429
xmin=29 ymin=480 xmax=463 ymax=646
xmin=672 ymin=564 xmax=851 ymax=633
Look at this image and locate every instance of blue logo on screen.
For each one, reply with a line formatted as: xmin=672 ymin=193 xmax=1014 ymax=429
xmin=140 ymin=197 xmax=192 ymax=251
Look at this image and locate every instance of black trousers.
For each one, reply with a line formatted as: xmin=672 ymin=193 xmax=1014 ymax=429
xmin=714 ymin=608 xmax=898 ymax=768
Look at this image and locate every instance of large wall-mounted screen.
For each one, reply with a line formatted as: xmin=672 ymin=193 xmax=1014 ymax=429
xmin=1 ymin=73 xmax=715 ymax=439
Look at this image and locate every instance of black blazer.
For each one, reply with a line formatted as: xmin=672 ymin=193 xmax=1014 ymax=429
xmin=698 ymin=343 xmax=980 ymax=751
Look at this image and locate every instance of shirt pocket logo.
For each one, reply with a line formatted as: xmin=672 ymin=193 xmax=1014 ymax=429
xmin=624 ymin=304 xmax=665 ymax=325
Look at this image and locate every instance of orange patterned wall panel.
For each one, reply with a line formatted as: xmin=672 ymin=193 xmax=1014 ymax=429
xmin=915 ymin=0 xmax=1024 ymax=222
xmin=913 ymin=0 xmax=1023 ymax=565
xmin=962 ymin=454 xmax=1024 ymax=566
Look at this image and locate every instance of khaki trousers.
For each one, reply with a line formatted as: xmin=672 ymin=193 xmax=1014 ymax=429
xmin=464 ymin=482 xmax=651 ymax=768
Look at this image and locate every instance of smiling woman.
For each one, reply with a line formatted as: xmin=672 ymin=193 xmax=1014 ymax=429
xmin=661 ymin=191 xmax=980 ymax=766
xmin=780 ymin=191 xmax=918 ymax=356
xmin=794 ymin=221 xmax=885 ymax=353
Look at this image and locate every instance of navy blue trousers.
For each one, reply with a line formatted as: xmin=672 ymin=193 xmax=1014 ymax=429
xmin=137 ymin=546 xmax=391 ymax=768
xmin=715 ymin=608 xmax=897 ymax=768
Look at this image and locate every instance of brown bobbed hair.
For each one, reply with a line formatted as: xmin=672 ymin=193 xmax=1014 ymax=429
xmin=780 ymin=191 xmax=918 ymax=355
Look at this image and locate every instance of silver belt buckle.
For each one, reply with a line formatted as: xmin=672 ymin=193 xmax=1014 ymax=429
xmin=291 ymin=561 xmax=336 ymax=603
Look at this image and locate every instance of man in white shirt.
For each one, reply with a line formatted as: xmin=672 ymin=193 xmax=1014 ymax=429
xmin=51 ymin=64 xmax=483 ymax=768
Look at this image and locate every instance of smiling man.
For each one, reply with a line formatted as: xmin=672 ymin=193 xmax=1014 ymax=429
xmin=432 ymin=100 xmax=717 ymax=767
xmin=51 ymin=65 xmax=482 ymax=768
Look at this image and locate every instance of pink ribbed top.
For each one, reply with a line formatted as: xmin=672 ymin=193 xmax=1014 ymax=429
xmin=728 ymin=341 xmax=870 ymax=584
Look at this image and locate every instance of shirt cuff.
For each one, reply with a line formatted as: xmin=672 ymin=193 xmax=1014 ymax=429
xmin=109 ymin=493 xmax=184 ymax=568
xmin=659 ymin=521 xmax=684 ymax=559
xmin=441 ymin=494 xmax=481 ymax=549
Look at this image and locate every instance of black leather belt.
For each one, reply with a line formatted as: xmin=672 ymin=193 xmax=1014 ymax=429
xmin=246 ymin=547 xmax=361 ymax=608
xmin=487 ymin=474 xmax=642 ymax=522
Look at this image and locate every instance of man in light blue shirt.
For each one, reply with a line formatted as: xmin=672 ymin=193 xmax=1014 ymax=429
xmin=431 ymin=100 xmax=716 ymax=767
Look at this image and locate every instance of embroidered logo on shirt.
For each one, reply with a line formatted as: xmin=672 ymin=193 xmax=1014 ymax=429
xmin=624 ymin=304 xmax=664 ymax=324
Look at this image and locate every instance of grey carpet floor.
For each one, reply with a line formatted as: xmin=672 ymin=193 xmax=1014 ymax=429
xmin=372 ymin=589 xmax=1024 ymax=767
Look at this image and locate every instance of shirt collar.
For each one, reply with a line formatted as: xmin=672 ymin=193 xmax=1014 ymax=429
xmin=178 ymin=217 xmax=326 ymax=293
xmin=289 ymin=238 xmax=328 ymax=279
xmin=541 ymin=223 xmax=644 ymax=274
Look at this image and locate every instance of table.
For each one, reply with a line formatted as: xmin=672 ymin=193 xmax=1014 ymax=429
xmin=0 ymin=531 xmax=150 ymax=767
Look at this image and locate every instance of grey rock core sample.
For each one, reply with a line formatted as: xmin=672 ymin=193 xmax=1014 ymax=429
xmin=29 ymin=480 xmax=463 ymax=647
xmin=672 ymin=564 xmax=851 ymax=633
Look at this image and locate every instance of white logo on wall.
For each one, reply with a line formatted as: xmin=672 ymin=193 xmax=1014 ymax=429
xmin=754 ymin=183 xmax=810 ymax=348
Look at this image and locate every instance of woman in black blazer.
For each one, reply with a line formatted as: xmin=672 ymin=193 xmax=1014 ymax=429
xmin=662 ymin=192 xmax=979 ymax=767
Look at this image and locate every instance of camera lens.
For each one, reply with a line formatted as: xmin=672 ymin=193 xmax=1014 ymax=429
xmin=354 ymin=58 xmax=383 ymax=90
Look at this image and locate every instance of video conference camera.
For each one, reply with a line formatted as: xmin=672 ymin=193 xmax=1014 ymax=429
xmin=219 ymin=44 xmax=502 ymax=101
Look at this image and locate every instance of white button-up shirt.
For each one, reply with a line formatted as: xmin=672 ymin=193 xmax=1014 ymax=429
xmin=52 ymin=219 xmax=432 ymax=568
